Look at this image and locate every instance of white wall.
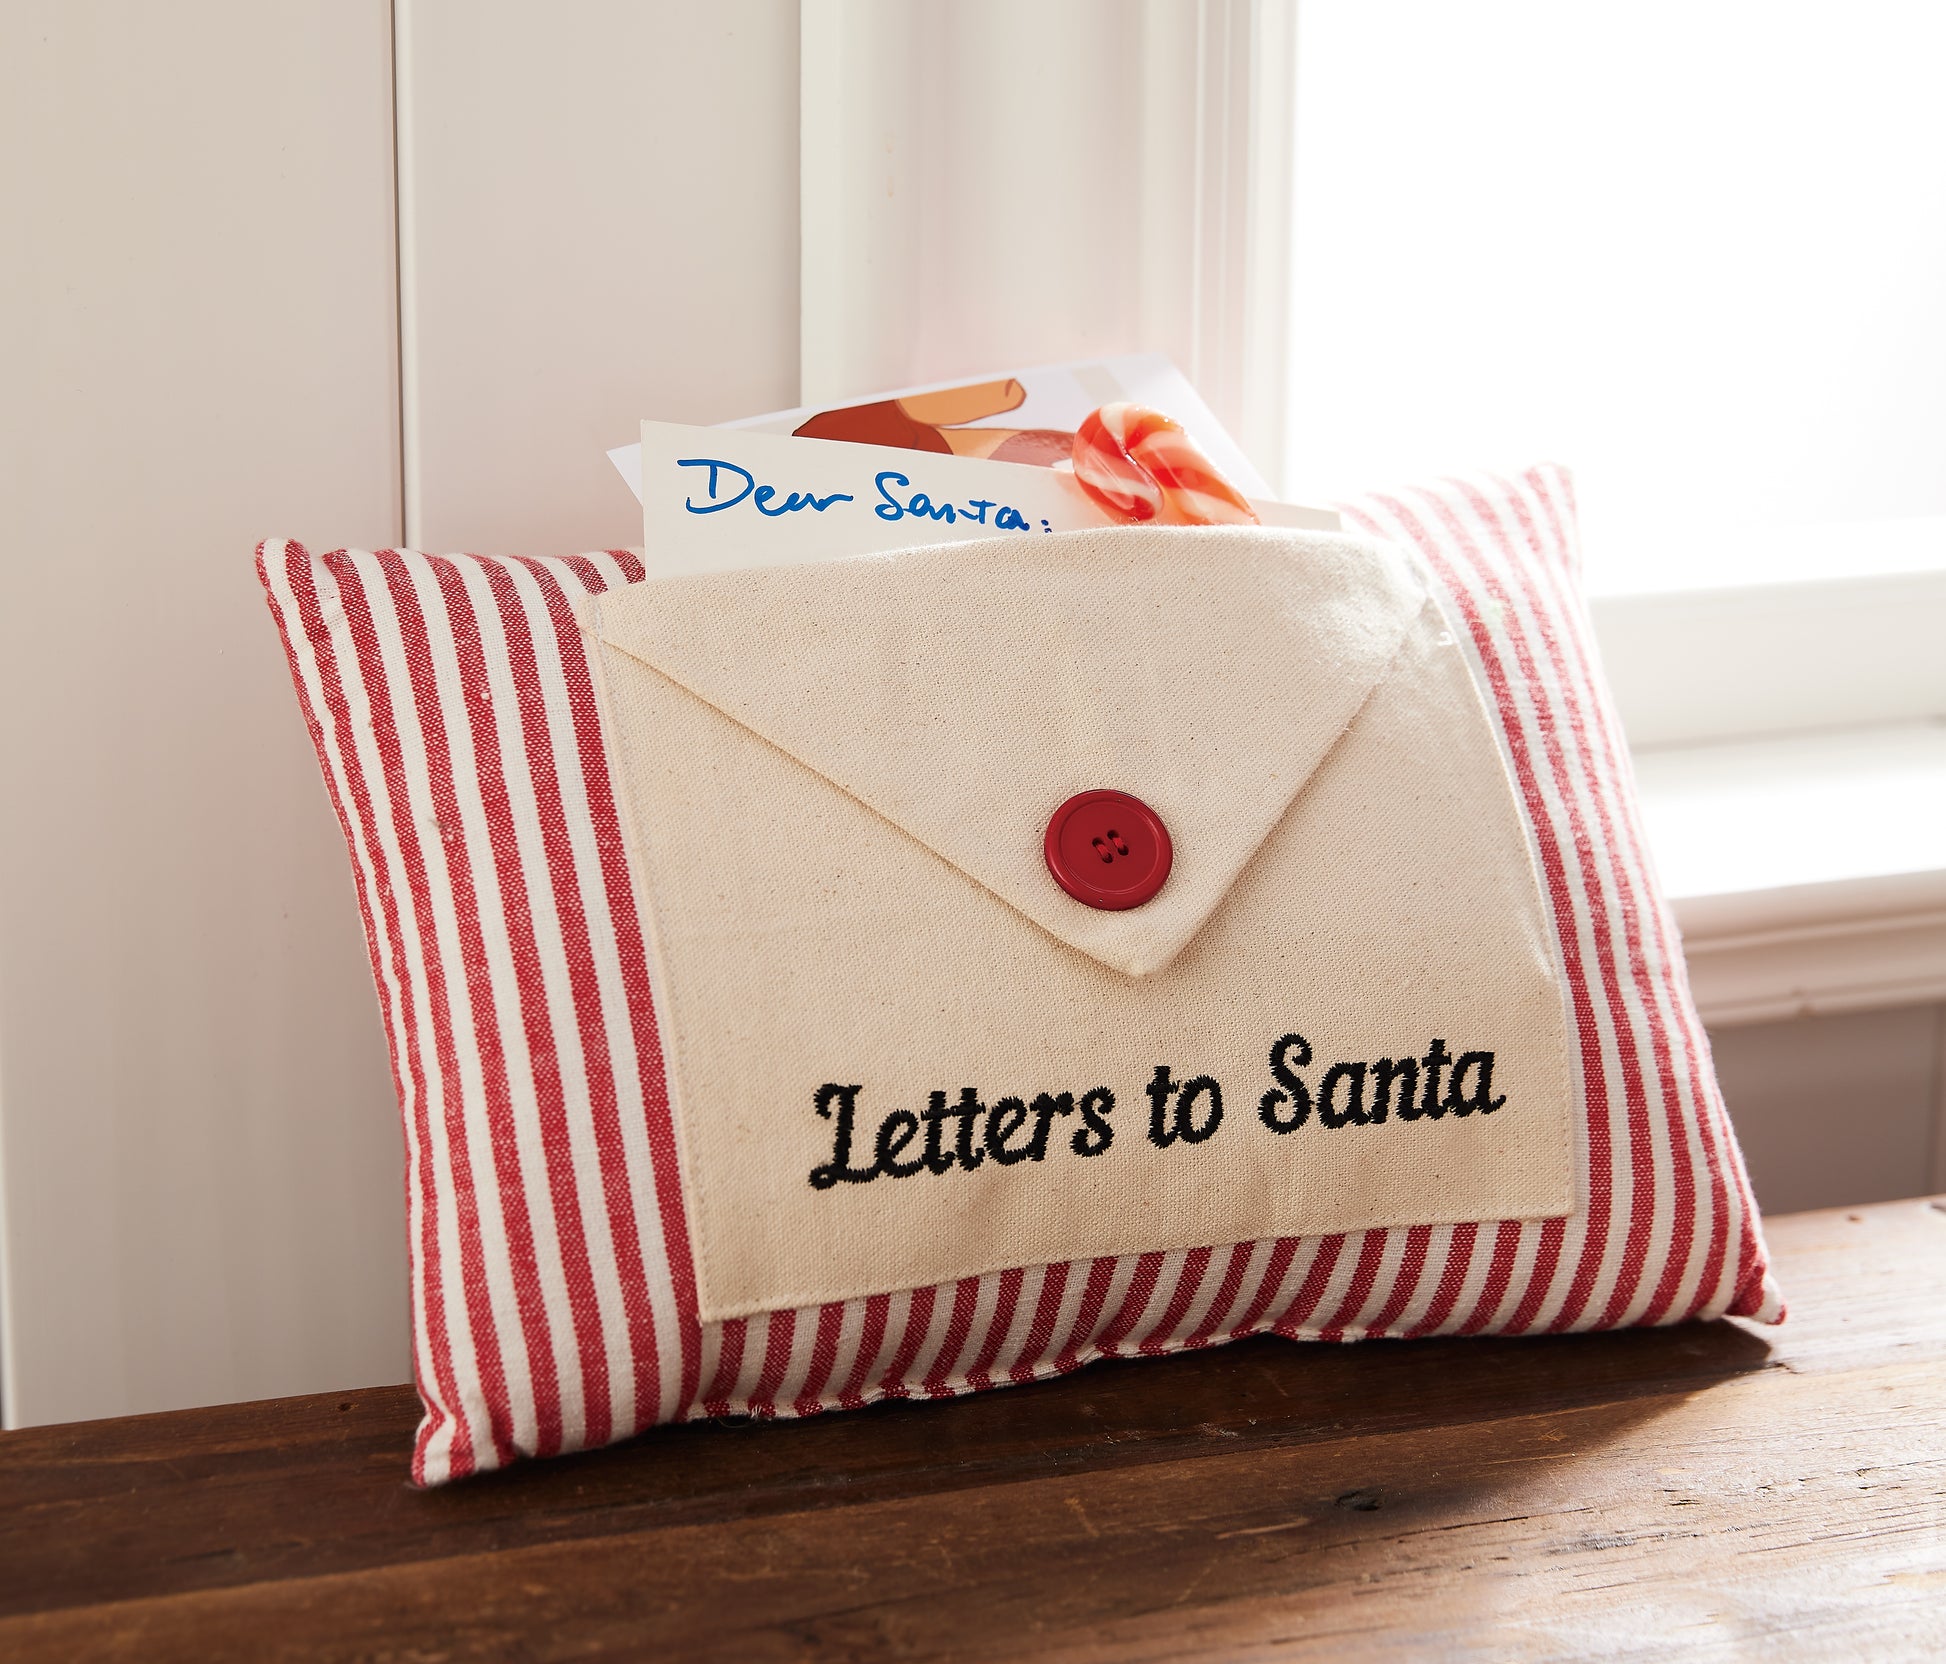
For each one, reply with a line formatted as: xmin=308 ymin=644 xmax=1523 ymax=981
xmin=1713 ymin=1004 xmax=1945 ymax=1215
xmin=0 ymin=0 xmax=802 ymax=1428
xmin=0 ymin=2 xmax=408 ymax=1425
xmin=396 ymin=0 xmax=800 ymax=554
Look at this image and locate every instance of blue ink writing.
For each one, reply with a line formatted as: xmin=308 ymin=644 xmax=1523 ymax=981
xmin=678 ymin=457 xmax=853 ymax=518
xmin=875 ymin=471 xmax=1035 ymax=533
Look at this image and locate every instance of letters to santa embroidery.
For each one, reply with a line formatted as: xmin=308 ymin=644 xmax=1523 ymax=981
xmin=808 ymin=1029 xmax=1509 ymax=1191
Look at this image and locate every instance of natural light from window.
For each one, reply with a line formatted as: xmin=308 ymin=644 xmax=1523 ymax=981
xmin=1281 ymin=1 xmax=1946 ymax=598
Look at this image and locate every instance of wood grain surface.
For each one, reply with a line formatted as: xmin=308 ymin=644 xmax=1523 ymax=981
xmin=2 ymin=1199 xmax=1941 ymax=1661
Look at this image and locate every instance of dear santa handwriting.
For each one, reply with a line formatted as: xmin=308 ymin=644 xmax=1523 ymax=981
xmin=671 ymin=454 xmax=1050 ymax=533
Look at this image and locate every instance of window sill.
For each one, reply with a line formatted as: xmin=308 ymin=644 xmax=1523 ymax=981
xmin=1584 ymin=517 xmax=1946 ymax=752
xmin=1635 ymin=722 xmax=1946 ymax=1027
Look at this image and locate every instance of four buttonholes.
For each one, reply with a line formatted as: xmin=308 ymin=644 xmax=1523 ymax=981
xmin=1044 ymin=790 xmax=1172 ymax=911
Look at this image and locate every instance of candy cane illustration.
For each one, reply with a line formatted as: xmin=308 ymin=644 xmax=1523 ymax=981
xmin=1070 ymin=402 xmax=1259 ymax=526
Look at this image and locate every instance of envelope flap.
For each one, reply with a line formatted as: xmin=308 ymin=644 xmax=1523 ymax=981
xmin=592 ymin=526 xmax=1427 ymax=976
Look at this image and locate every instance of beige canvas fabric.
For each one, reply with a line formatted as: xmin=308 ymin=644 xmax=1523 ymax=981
xmin=589 ymin=527 xmax=1576 ymax=1321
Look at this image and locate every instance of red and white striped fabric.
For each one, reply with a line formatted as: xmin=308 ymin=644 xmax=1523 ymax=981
xmin=259 ymin=464 xmax=1780 ymax=1486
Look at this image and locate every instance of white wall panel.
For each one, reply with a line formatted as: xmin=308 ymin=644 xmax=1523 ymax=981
xmin=799 ymin=0 xmax=1155 ymax=404
xmin=0 ymin=4 xmax=407 ymax=1423
xmin=798 ymin=0 xmax=1297 ymax=485
xmin=1712 ymin=1005 xmax=1944 ymax=1215
xmin=396 ymin=0 xmax=801 ymax=555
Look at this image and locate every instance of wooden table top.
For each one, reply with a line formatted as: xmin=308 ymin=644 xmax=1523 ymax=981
xmin=2 ymin=1198 xmax=1942 ymax=1661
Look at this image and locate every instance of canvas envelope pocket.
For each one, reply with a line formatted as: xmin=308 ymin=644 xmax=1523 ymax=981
xmin=589 ymin=526 xmax=1576 ymax=1321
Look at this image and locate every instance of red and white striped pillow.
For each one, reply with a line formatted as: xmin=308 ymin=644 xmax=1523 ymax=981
xmin=260 ymin=464 xmax=1780 ymax=1485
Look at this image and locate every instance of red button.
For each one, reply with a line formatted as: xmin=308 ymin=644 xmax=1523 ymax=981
xmin=1044 ymin=789 xmax=1173 ymax=911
